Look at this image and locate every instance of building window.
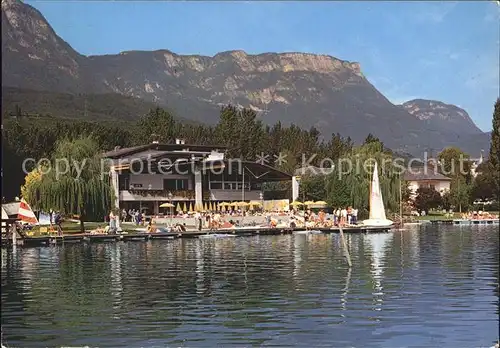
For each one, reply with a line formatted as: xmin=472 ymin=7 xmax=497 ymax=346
xmin=164 ymin=179 xmax=189 ymax=191
xmin=177 ymin=179 xmax=188 ymax=190
xmin=164 ymin=179 xmax=177 ymax=191
xmin=212 ymin=181 xmax=250 ymax=190
xmin=210 ymin=182 xmax=223 ymax=189
xmin=119 ymin=174 xmax=130 ymax=190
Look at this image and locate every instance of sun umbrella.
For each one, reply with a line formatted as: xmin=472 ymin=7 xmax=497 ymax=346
xmin=204 ymin=202 xmax=208 ymax=211
xmin=181 ymin=202 xmax=187 ymax=213
xmin=176 ymin=202 xmax=181 ymax=213
xmin=159 ymin=202 xmax=175 ymax=208
xmin=290 ymin=201 xmax=304 ymax=206
xmin=249 ymin=201 xmax=261 ymax=210
xmin=236 ymin=201 xmax=249 ymax=207
xmin=314 ymin=201 xmax=328 ymax=205
xmin=303 ymin=201 xmax=315 ymax=206
xmin=188 ymin=202 xmax=194 ymax=212
xmin=219 ymin=202 xmax=229 ymax=211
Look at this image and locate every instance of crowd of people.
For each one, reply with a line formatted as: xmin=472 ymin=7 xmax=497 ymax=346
xmin=100 ymin=206 xmax=363 ymax=234
xmin=461 ymin=211 xmax=499 ymax=220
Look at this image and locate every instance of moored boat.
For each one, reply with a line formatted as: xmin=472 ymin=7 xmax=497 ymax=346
xmin=362 ymin=162 xmax=394 ymax=228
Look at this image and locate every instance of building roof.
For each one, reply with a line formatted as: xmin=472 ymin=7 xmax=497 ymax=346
xmin=102 ymin=143 xmax=227 ymax=159
xmin=404 ymin=167 xmax=452 ymax=181
xmin=109 ymin=150 xmax=212 ymax=165
xmin=2 ymin=202 xmax=20 ymax=216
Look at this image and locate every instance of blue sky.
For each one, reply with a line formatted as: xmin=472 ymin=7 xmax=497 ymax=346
xmin=27 ymin=1 xmax=499 ymax=131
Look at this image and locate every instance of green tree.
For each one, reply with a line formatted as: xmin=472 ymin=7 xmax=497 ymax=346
xmin=471 ymin=164 xmax=496 ymax=201
xmin=448 ymin=176 xmax=472 ymax=212
xmin=414 ymin=187 xmax=443 ymax=214
xmin=438 ymin=147 xmax=470 ymax=178
xmin=488 ymin=99 xmax=500 ymax=198
xmin=299 ymin=175 xmax=327 ymax=202
xmin=438 ymin=147 xmax=473 ymax=210
xmin=23 ymin=136 xmax=113 ymax=233
xmin=326 ymin=173 xmax=351 ymax=208
xmin=323 ymin=142 xmax=401 ymax=219
xmin=135 ymin=107 xmax=178 ymax=144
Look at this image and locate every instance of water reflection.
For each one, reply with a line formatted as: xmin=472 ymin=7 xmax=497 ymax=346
xmin=109 ymin=243 xmax=122 ymax=316
xmin=1 ymin=226 xmax=498 ymax=348
xmin=364 ymin=233 xmax=393 ymax=312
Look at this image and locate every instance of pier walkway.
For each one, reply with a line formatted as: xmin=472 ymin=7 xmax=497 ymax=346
xmin=1 ymin=225 xmax=391 ymax=248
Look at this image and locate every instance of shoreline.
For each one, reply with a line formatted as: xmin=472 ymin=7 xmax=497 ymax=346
xmin=2 ymin=225 xmax=393 ymax=248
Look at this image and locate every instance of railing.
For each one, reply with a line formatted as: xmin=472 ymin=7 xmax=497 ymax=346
xmin=120 ymin=189 xmax=211 ymax=201
xmin=128 ymin=189 xmax=196 ymax=199
xmin=208 ymin=190 xmax=263 ymax=201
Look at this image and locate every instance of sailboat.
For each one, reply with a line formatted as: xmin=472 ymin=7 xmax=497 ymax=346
xmin=17 ymin=199 xmax=38 ymax=225
xmin=362 ymin=161 xmax=394 ymax=227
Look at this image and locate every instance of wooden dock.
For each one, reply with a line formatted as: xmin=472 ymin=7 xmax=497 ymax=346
xmin=1 ymin=225 xmax=392 ymax=248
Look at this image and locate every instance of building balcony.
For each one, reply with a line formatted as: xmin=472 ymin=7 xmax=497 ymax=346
xmin=119 ymin=189 xmax=199 ymax=201
xmin=208 ymin=190 xmax=263 ymax=201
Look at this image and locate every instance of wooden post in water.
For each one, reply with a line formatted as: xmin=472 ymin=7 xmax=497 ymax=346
xmin=339 ymin=226 xmax=352 ymax=267
xmin=399 ymin=174 xmax=404 ymax=228
xmin=10 ymin=223 xmax=16 ymax=246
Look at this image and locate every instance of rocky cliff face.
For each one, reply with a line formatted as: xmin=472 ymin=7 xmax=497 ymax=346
xmin=1 ymin=0 xmax=89 ymax=92
xmin=1 ymin=0 xmax=490 ymax=155
xmin=401 ymin=99 xmax=483 ymax=136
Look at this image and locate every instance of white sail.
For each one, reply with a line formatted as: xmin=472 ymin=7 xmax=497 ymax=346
xmin=363 ymin=161 xmax=393 ymax=227
xmin=370 ymin=161 xmax=386 ymax=220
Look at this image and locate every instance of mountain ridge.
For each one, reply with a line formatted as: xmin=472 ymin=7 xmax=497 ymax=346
xmin=1 ymin=0 xmax=490 ymax=156
xmin=401 ymin=98 xmax=483 ymax=135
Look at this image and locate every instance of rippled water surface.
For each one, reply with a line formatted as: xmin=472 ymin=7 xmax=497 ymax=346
xmin=1 ymin=225 xmax=499 ymax=347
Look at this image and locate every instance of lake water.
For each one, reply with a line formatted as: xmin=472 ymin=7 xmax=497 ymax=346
xmin=1 ymin=225 xmax=498 ymax=347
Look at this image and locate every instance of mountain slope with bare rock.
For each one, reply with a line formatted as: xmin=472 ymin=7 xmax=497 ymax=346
xmin=401 ymin=99 xmax=483 ymax=136
xmin=1 ymin=0 xmax=490 ymax=155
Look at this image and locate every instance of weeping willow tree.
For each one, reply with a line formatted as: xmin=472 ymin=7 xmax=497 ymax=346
xmin=325 ymin=141 xmax=403 ymax=219
xmin=23 ymin=136 xmax=113 ymax=233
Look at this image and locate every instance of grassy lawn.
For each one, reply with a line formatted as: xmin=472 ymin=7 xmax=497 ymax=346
xmin=26 ymin=221 xmax=104 ymax=236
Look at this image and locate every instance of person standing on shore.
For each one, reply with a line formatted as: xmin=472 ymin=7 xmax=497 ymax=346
xmin=109 ymin=210 xmax=116 ymax=234
xmin=341 ymin=208 xmax=347 ymax=226
xmin=195 ymin=211 xmax=202 ymax=231
xmin=352 ymin=208 xmax=358 ymax=225
xmin=54 ymin=211 xmax=63 ymax=236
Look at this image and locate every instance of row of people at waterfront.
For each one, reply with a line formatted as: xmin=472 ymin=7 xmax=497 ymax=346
xmin=461 ymin=211 xmax=499 ymax=220
xmin=109 ymin=207 xmax=361 ymax=230
xmin=301 ymin=208 xmax=359 ymax=226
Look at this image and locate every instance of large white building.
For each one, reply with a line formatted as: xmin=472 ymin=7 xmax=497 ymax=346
xmin=103 ymin=140 xmax=293 ymax=214
xmin=404 ymin=166 xmax=452 ymax=197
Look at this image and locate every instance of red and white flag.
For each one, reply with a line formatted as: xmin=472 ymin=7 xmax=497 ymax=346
xmin=18 ymin=199 xmax=38 ymax=225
